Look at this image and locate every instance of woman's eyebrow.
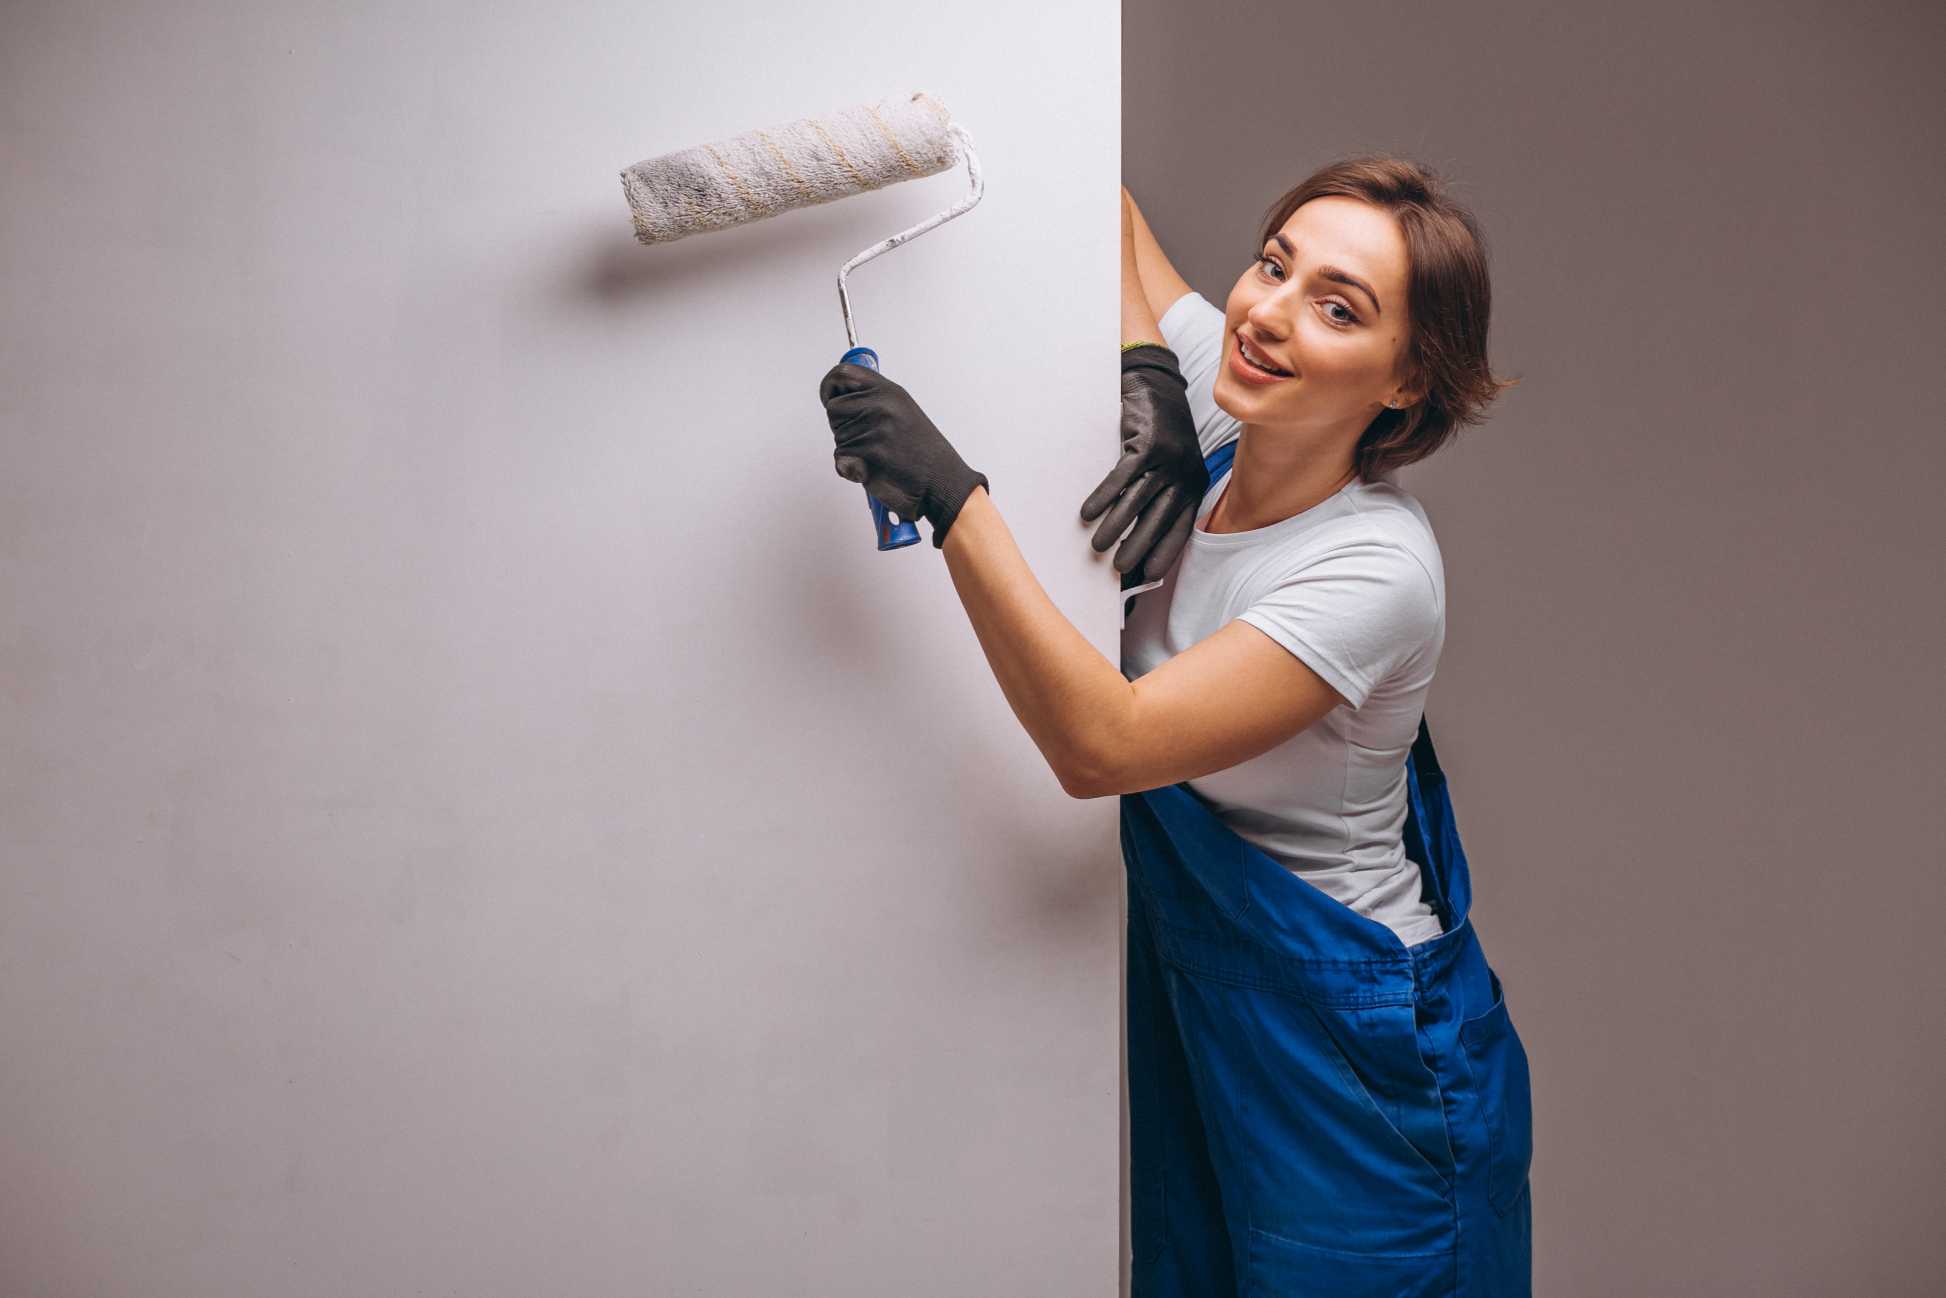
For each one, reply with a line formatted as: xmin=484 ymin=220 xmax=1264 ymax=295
xmin=1270 ymin=232 xmax=1382 ymax=315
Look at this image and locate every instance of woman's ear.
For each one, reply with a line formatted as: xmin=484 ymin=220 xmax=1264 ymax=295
xmin=1388 ymin=369 xmax=1428 ymax=410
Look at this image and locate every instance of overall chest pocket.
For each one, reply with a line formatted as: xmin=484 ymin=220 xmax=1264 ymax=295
xmin=1458 ymin=968 xmax=1534 ymax=1216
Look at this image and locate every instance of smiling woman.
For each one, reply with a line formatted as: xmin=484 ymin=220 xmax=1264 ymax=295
xmin=817 ymin=152 xmax=1529 ymax=1295
xmin=1234 ymin=159 xmax=1517 ymax=485
xmin=1109 ymin=157 xmax=1533 ymax=1296
xmin=1118 ymin=154 xmax=1515 ymax=942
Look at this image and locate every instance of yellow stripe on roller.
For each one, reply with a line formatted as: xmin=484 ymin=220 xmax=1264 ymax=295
xmin=866 ymin=104 xmax=923 ymax=179
xmin=806 ymin=119 xmax=869 ymax=194
xmin=755 ymin=128 xmax=814 ymax=204
xmin=704 ymin=142 xmax=773 ymax=220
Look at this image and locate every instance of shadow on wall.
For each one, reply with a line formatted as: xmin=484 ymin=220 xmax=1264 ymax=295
xmin=576 ymin=185 xmax=968 ymax=315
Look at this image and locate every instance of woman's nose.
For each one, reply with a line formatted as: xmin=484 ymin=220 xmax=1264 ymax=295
xmin=1246 ymin=302 xmax=1294 ymax=343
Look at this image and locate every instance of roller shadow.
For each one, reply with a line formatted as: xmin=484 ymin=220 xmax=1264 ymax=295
xmin=577 ymin=181 xmax=978 ymax=310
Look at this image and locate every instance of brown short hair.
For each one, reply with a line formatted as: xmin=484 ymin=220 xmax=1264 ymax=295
xmin=1256 ymin=157 xmax=1517 ymax=481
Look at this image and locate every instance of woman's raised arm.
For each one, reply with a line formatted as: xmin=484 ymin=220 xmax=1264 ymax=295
xmin=1123 ymin=186 xmax=1197 ymax=326
xmin=1122 ymin=190 xmax=1162 ymax=345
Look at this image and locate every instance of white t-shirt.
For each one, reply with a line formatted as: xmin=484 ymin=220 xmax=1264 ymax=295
xmin=1120 ymin=291 xmax=1448 ymax=949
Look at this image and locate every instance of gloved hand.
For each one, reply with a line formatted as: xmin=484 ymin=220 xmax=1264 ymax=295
xmin=818 ymin=362 xmax=991 ymax=550
xmin=1080 ymin=343 xmax=1209 ymax=581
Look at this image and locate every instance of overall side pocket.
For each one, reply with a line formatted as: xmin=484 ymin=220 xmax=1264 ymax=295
xmin=1458 ymin=968 xmax=1534 ymax=1217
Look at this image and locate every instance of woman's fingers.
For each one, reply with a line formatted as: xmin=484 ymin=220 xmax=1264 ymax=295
xmin=1090 ymin=468 xmax=1166 ymax=554
xmin=1137 ymin=494 xmax=1197 ymax=579
xmin=817 ymin=361 xmax=886 ymax=406
xmin=1113 ymin=483 xmax=1184 ymax=575
xmin=1079 ymin=446 xmax=1144 ymax=524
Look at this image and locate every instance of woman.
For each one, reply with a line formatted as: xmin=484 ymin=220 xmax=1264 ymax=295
xmin=818 ymin=157 xmax=1530 ymax=1296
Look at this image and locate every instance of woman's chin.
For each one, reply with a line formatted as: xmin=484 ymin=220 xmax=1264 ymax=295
xmin=1211 ymin=382 xmax=1248 ymax=420
xmin=1214 ymin=374 xmax=1285 ymax=416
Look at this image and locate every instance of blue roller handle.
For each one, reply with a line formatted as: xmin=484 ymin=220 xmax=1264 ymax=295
xmin=840 ymin=345 xmax=922 ymax=550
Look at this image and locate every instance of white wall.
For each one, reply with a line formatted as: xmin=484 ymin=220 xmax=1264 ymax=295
xmin=0 ymin=3 xmax=1123 ymax=1293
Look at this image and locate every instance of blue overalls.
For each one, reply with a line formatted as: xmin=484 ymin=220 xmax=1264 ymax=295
xmin=1119 ymin=441 xmax=1534 ymax=1296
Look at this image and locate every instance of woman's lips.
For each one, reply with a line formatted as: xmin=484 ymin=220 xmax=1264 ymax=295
xmin=1229 ymin=332 xmax=1293 ymax=385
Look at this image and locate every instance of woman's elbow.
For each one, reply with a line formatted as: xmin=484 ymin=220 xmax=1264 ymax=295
xmin=1059 ymin=754 xmax=1120 ymax=800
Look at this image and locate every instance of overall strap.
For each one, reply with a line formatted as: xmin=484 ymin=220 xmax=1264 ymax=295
xmin=1404 ymin=712 xmax=1456 ymax=930
xmin=1204 ymin=436 xmax=1238 ymax=486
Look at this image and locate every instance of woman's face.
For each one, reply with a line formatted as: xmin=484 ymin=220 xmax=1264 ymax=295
xmin=1214 ymin=196 xmax=1417 ymax=435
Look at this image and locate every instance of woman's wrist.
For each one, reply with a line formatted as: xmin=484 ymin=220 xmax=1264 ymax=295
xmin=940 ymin=482 xmax=993 ymax=558
xmin=926 ymin=467 xmax=990 ymax=550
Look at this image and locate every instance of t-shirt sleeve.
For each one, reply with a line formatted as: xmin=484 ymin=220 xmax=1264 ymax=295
xmin=1156 ymin=291 xmax=1244 ymax=458
xmin=1235 ymin=538 xmax=1441 ymax=711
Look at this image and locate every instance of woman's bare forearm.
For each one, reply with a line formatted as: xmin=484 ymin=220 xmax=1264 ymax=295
xmin=939 ymin=485 xmax=1131 ymax=794
xmin=1123 ymin=192 xmax=1163 ymax=345
xmin=1122 ymin=186 xmax=1197 ymax=325
xmin=922 ymin=189 xmax=1162 ymax=789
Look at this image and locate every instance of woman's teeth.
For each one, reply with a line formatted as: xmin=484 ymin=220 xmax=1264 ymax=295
xmin=1238 ymin=334 xmax=1290 ymax=376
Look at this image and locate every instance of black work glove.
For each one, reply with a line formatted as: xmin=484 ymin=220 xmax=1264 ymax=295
xmin=1081 ymin=344 xmax=1209 ymax=582
xmin=818 ymin=362 xmax=991 ymax=550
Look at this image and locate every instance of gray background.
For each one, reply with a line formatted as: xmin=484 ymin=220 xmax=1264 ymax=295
xmin=1124 ymin=0 xmax=1945 ymax=1294
xmin=1 ymin=2 xmax=1124 ymax=1294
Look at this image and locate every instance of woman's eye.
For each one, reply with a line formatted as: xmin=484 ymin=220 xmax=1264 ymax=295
xmin=1255 ymin=258 xmax=1358 ymax=326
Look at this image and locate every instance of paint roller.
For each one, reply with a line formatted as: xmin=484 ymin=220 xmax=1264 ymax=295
xmin=620 ymin=91 xmax=985 ymax=549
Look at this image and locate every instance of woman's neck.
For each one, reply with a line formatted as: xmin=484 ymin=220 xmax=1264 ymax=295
xmin=1203 ymin=428 xmax=1358 ymax=534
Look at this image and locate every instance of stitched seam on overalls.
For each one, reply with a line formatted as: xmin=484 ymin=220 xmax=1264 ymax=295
xmin=1135 ymin=795 xmax=1455 ymax=1009
xmin=1151 ymin=909 xmax=1417 ymax=972
xmin=1152 ymin=922 xmax=1416 ymax=973
xmin=1246 ymin=1223 xmax=1455 ymax=1261
xmin=1157 ymin=946 xmax=1414 ymax=1010
xmin=1190 ymin=911 xmax=1418 ymax=972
